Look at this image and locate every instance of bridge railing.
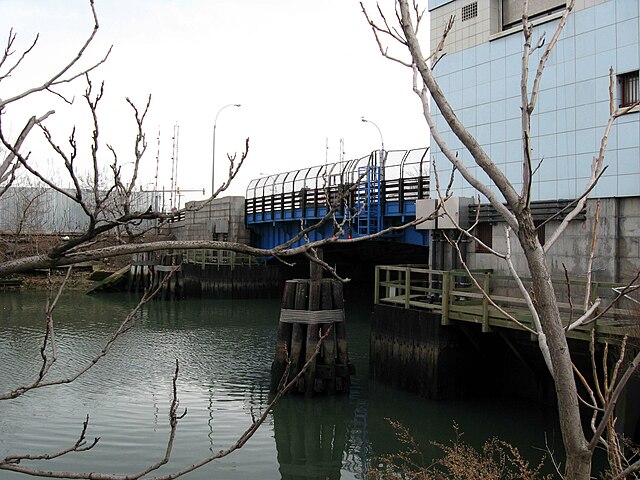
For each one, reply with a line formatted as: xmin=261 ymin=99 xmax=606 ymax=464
xmin=374 ymin=265 xmax=638 ymax=342
xmin=245 ymin=148 xmax=429 ymax=221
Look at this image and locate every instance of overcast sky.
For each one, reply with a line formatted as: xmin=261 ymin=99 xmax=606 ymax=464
xmin=2 ymin=0 xmax=429 ymax=202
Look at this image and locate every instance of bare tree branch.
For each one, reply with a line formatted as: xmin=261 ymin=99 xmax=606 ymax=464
xmin=0 ymin=28 xmax=39 ymax=82
xmin=545 ymin=69 xmax=626 ymax=253
xmin=0 ymin=0 xmax=111 ymax=110
xmin=0 ymin=267 xmax=178 ymax=400
xmin=1 ymin=327 xmax=332 ymax=480
xmin=588 ymin=343 xmax=640 ymax=453
xmin=2 ymin=415 xmax=99 ymax=464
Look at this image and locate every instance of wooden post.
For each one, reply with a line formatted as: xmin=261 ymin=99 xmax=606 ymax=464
xmin=134 ymin=255 xmax=142 ymax=293
xmin=271 ymin=249 xmax=350 ymax=396
xmin=482 ymin=271 xmax=491 ymax=333
xmin=333 ymin=280 xmax=349 ymax=392
xmin=288 ymin=280 xmax=308 ymax=384
xmin=385 ymin=268 xmax=391 ymax=300
xmin=304 ymin=279 xmax=321 ymax=396
xmin=442 ymin=270 xmax=451 ymax=325
xmin=320 ymin=280 xmax=336 ymax=394
xmin=374 ymin=266 xmax=380 ymax=304
xmin=304 ymin=250 xmax=324 ymax=395
xmin=404 ymin=267 xmax=411 ymax=309
xmin=271 ymin=280 xmax=296 ymax=391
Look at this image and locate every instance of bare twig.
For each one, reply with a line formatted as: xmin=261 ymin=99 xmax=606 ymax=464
xmin=583 ymin=199 xmax=600 ymax=310
xmin=1 ymin=326 xmax=332 ymax=480
xmin=0 ymin=267 xmax=178 ymax=400
xmin=0 ymin=0 xmax=111 ymax=110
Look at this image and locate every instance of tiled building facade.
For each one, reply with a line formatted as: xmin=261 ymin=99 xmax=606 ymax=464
xmin=428 ymin=0 xmax=640 ymax=282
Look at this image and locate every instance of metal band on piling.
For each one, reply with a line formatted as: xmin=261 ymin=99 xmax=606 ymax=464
xmin=279 ymin=309 xmax=345 ymax=324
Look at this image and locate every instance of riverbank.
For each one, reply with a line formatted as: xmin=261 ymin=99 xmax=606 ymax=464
xmin=11 ymin=266 xmax=100 ymax=291
xmin=0 ymin=234 xmax=135 ymax=291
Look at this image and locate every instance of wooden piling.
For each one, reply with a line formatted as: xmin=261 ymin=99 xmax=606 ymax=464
xmin=130 ymin=252 xmax=183 ymax=300
xmin=271 ymin=250 xmax=352 ymax=396
xmin=271 ymin=281 xmax=296 ymax=391
xmin=288 ymin=280 xmax=308 ymax=385
xmin=304 ymin=279 xmax=321 ymax=396
xmin=332 ymin=280 xmax=350 ymax=392
xmin=320 ymin=280 xmax=336 ymax=394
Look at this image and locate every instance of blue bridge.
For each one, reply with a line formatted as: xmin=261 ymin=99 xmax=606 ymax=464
xmin=245 ymin=148 xmax=430 ymax=250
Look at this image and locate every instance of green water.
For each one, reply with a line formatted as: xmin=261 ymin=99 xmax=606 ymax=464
xmin=0 ymin=292 xmax=561 ymax=479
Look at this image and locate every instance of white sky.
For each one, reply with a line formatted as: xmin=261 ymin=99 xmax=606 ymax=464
xmin=2 ymin=0 xmax=429 ymax=203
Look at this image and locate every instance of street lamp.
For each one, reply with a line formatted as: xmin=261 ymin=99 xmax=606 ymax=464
xmin=212 ymin=103 xmax=241 ymax=197
xmin=361 ymin=116 xmax=384 ymax=152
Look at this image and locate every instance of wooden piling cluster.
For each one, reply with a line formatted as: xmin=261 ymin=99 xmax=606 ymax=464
xmin=180 ymin=262 xmax=282 ymax=299
xmin=151 ymin=253 xmax=184 ymax=300
xmin=271 ymin=274 xmax=352 ymax=396
xmin=128 ymin=252 xmax=156 ymax=293
xmin=128 ymin=252 xmax=184 ymax=300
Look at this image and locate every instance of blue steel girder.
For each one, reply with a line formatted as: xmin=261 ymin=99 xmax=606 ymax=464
xmin=245 ymin=148 xmax=430 ymax=250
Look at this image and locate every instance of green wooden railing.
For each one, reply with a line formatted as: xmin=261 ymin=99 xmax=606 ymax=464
xmin=169 ymin=249 xmax=259 ymax=269
xmin=374 ymin=264 xmax=637 ymax=342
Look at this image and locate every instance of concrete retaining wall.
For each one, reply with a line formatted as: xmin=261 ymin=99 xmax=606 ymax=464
xmin=469 ymin=197 xmax=640 ymax=285
xmin=168 ymin=196 xmax=251 ymax=244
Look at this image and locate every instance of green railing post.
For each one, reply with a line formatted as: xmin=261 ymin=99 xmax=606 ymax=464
xmin=404 ymin=267 xmax=411 ymax=309
xmin=482 ymin=271 xmax=491 ymax=333
xmin=374 ymin=266 xmax=381 ymax=304
xmin=442 ymin=271 xmax=450 ymax=325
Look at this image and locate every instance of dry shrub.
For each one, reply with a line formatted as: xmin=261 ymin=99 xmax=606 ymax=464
xmin=367 ymin=420 xmax=552 ymax=480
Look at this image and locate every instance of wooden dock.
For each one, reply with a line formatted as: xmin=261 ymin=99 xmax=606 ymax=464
xmin=374 ymin=265 xmax=639 ymax=343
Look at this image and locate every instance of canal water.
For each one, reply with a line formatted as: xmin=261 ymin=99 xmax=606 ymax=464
xmin=0 ymin=292 xmax=561 ymax=479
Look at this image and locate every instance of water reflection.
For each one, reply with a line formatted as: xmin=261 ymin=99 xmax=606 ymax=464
xmin=0 ymin=292 xmax=560 ymax=480
xmin=274 ymin=397 xmax=354 ymax=479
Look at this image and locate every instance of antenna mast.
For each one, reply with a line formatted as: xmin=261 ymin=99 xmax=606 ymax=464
xmin=170 ymin=123 xmax=180 ymax=209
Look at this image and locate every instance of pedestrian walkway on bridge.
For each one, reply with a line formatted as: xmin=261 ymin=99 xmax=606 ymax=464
xmin=245 ymin=148 xmax=430 ymax=250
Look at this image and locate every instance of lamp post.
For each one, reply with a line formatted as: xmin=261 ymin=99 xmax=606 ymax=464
xmin=212 ymin=103 xmax=241 ymax=197
xmin=361 ymin=116 xmax=384 ymax=152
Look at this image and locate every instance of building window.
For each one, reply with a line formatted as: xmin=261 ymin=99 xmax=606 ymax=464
xmin=475 ymin=223 xmax=493 ymax=253
xmin=462 ymin=2 xmax=478 ymax=21
xmin=502 ymin=0 xmax=566 ymax=30
xmin=618 ymin=71 xmax=639 ymax=108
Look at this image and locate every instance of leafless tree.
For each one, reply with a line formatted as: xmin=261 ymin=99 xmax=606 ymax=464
xmin=0 ymin=0 xmax=110 ymax=195
xmin=0 ymin=3 xmax=442 ymax=479
xmin=0 ymin=264 xmax=332 ymax=479
xmin=1 ymin=176 xmax=48 ymax=258
xmin=361 ymin=0 xmax=640 ymax=478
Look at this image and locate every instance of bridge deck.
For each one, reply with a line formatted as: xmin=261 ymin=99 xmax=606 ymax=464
xmin=375 ymin=265 xmax=638 ymax=343
xmin=245 ymin=148 xmax=430 ymax=250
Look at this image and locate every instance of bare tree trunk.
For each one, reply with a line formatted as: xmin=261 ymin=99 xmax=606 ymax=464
xmin=517 ymin=214 xmax=591 ymax=479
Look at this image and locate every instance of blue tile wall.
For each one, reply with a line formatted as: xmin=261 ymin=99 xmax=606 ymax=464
xmin=430 ymin=0 xmax=640 ymax=200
